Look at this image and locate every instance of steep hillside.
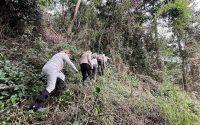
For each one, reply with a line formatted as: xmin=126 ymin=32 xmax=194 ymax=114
xmin=0 ymin=38 xmax=200 ymax=125
xmin=0 ymin=0 xmax=200 ymax=124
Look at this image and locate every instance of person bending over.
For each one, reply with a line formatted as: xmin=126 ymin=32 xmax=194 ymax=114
xmin=31 ymin=50 xmax=78 ymax=111
xmin=79 ymin=51 xmax=93 ymax=82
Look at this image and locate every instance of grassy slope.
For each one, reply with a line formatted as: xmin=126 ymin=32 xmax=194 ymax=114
xmin=0 ymin=37 xmax=200 ymax=125
xmin=1 ymin=66 xmax=200 ymax=125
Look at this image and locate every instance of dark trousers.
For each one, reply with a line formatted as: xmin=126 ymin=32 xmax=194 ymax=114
xmin=98 ymin=60 xmax=104 ymax=76
xmin=91 ymin=65 xmax=97 ymax=80
xmin=32 ymin=78 xmax=65 ymax=110
xmin=50 ymin=78 xmax=66 ymax=96
xmin=80 ymin=63 xmax=91 ymax=81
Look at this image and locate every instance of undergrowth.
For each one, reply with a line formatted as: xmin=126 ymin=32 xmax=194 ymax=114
xmin=0 ymin=36 xmax=200 ymax=125
xmin=158 ymin=82 xmax=200 ymax=125
xmin=0 ymin=62 xmax=200 ymax=124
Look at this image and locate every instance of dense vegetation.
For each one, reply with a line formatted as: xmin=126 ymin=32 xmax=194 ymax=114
xmin=0 ymin=0 xmax=199 ymax=124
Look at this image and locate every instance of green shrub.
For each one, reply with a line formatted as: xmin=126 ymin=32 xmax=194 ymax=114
xmin=0 ymin=58 xmax=45 ymax=108
xmin=0 ymin=59 xmax=26 ymax=108
xmin=158 ymin=83 xmax=200 ymax=125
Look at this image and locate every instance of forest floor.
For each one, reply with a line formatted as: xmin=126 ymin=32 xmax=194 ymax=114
xmin=1 ymin=65 xmax=200 ymax=125
xmin=0 ymin=34 xmax=200 ymax=125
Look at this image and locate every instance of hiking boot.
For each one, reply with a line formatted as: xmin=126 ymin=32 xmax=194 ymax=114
xmin=31 ymin=103 xmax=43 ymax=112
xmin=36 ymin=89 xmax=49 ymax=102
xmin=30 ymin=89 xmax=49 ymax=111
xmin=30 ymin=103 xmax=47 ymax=112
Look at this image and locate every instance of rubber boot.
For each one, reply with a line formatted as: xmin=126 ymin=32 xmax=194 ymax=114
xmin=31 ymin=89 xmax=49 ymax=111
xmin=51 ymin=78 xmax=66 ymax=97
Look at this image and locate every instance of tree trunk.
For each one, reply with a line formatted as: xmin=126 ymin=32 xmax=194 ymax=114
xmin=62 ymin=4 xmax=67 ymax=26
xmin=153 ymin=12 xmax=163 ymax=82
xmin=67 ymin=0 xmax=81 ymax=35
xmin=153 ymin=14 xmax=163 ymax=67
xmin=177 ymin=35 xmax=187 ymax=90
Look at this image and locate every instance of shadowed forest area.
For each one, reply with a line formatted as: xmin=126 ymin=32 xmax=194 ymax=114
xmin=0 ymin=0 xmax=200 ymax=124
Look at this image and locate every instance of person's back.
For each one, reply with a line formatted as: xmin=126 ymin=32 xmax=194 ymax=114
xmin=45 ymin=52 xmax=67 ymax=71
xmin=80 ymin=51 xmax=92 ymax=64
xmin=44 ymin=51 xmax=78 ymax=72
xmin=80 ymin=51 xmax=92 ymax=82
xmin=31 ymin=50 xmax=78 ymax=111
xmin=97 ymin=54 xmax=104 ymax=61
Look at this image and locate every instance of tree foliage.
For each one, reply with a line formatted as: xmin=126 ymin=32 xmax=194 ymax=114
xmin=0 ymin=0 xmax=42 ymax=36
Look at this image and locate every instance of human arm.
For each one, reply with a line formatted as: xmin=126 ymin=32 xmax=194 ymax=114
xmin=103 ymin=55 xmax=106 ymax=68
xmin=88 ymin=53 xmax=93 ymax=69
xmin=63 ymin=55 xmax=78 ymax=72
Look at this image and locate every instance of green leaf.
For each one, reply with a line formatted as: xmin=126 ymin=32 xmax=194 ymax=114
xmin=10 ymin=95 xmax=18 ymax=104
xmin=95 ymin=86 xmax=101 ymax=93
xmin=0 ymin=101 xmax=5 ymax=108
xmin=88 ymin=122 xmax=94 ymax=125
xmin=94 ymin=106 xmax=100 ymax=116
xmin=0 ymin=70 xmax=6 ymax=78
xmin=72 ymin=120 xmax=80 ymax=125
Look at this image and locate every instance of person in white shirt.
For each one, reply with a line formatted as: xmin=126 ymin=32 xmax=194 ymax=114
xmin=91 ymin=53 xmax=98 ymax=81
xmin=32 ymin=50 xmax=78 ymax=111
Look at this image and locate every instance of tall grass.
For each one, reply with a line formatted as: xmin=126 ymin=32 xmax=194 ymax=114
xmin=158 ymin=82 xmax=200 ymax=125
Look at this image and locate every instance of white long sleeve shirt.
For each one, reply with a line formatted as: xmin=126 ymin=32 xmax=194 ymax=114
xmin=91 ymin=58 xmax=98 ymax=67
xmin=44 ymin=52 xmax=78 ymax=72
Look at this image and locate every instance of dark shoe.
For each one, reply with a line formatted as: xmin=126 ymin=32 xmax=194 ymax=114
xmin=36 ymin=89 xmax=49 ymax=103
xmin=30 ymin=89 xmax=49 ymax=111
xmin=31 ymin=103 xmax=43 ymax=111
xmin=30 ymin=103 xmax=47 ymax=112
